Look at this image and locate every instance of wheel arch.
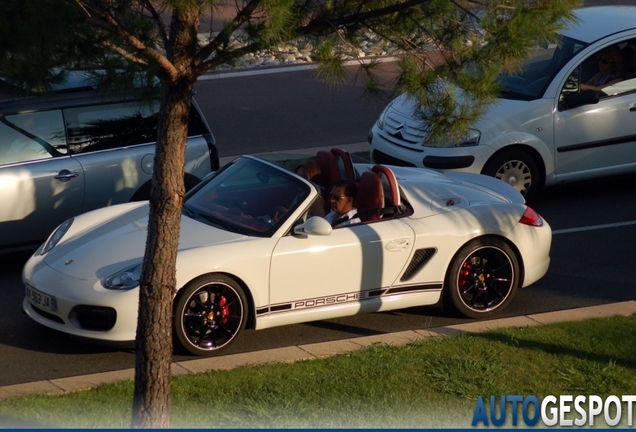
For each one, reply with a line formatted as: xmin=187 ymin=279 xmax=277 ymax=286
xmin=483 ymin=144 xmax=547 ymax=189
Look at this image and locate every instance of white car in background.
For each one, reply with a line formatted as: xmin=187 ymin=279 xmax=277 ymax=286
xmin=368 ymin=6 xmax=636 ymax=200
xmin=22 ymin=151 xmax=551 ymax=356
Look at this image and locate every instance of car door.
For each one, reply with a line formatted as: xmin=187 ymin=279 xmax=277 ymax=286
xmin=0 ymin=111 xmax=84 ymax=249
xmin=269 ymin=218 xmax=415 ymax=311
xmin=63 ymin=101 xmax=158 ymax=211
xmin=554 ymin=43 xmax=636 ymax=180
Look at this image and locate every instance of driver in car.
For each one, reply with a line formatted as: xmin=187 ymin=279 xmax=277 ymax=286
xmin=324 ymin=179 xmax=361 ymax=227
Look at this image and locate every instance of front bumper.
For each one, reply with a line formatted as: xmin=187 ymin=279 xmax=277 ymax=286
xmin=22 ymin=255 xmax=139 ymax=343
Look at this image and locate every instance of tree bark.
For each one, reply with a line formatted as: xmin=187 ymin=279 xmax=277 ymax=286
xmin=131 ymin=3 xmax=199 ymax=428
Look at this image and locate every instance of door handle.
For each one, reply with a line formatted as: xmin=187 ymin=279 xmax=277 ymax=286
xmin=386 ymin=238 xmax=410 ymax=252
xmin=54 ymin=170 xmax=79 ymax=182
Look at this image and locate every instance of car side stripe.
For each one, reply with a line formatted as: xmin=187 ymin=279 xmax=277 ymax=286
xmin=255 ymin=283 xmax=443 ymax=316
xmin=557 ymin=134 xmax=636 ymax=152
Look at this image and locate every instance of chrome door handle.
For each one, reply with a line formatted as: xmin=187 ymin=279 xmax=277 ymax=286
xmin=54 ymin=170 xmax=79 ymax=182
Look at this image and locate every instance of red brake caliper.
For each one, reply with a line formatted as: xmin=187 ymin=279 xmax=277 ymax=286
xmin=459 ymin=261 xmax=472 ymax=288
xmin=217 ymin=294 xmax=229 ymax=324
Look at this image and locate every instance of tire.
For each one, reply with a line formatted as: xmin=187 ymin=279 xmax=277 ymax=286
xmin=445 ymin=238 xmax=520 ymax=319
xmin=482 ymin=149 xmax=541 ymax=202
xmin=173 ymin=274 xmax=247 ymax=356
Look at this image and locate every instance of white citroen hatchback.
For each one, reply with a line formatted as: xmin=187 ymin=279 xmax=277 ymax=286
xmin=368 ymin=6 xmax=636 ymax=200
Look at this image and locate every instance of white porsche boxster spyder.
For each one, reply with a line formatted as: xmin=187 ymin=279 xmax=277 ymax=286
xmin=22 ymin=150 xmax=551 ymax=356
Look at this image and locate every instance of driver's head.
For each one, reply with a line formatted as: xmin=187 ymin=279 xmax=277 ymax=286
xmin=329 ymin=179 xmax=357 ymax=215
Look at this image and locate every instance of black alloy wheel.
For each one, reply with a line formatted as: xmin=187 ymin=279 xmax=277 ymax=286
xmin=173 ymin=274 xmax=247 ymax=356
xmin=445 ymin=238 xmax=520 ymax=319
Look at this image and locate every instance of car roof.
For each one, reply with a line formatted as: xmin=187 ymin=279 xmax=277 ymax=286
xmin=562 ymin=6 xmax=636 ymax=44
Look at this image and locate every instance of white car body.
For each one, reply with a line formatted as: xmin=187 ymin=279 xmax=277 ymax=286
xmin=22 ymin=154 xmax=551 ymax=355
xmin=369 ymin=6 xmax=636 ymax=200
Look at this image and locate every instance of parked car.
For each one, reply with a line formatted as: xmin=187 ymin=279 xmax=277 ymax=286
xmin=22 ymin=149 xmax=551 ymax=356
xmin=0 ymin=71 xmax=219 ymax=252
xmin=368 ymin=6 xmax=636 ymax=200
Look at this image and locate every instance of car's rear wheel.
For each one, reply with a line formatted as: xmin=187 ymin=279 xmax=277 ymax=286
xmin=482 ymin=149 xmax=540 ymax=202
xmin=173 ymin=274 xmax=247 ymax=356
xmin=445 ymin=238 xmax=520 ymax=319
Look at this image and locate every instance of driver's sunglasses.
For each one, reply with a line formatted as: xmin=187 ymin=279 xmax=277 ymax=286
xmin=330 ymin=193 xmax=347 ymax=201
xmin=598 ymin=57 xmax=610 ymax=64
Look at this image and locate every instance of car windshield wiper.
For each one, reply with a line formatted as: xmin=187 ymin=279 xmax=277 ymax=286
xmin=182 ymin=204 xmax=196 ymax=218
xmin=182 ymin=204 xmax=240 ymax=232
xmin=197 ymin=212 xmax=240 ymax=232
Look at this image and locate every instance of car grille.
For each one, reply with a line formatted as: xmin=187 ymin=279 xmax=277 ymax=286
xmin=372 ymin=150 xmax=417 ymax=167
xmin=70 ymin=305 xmax=117 ymax=331
xmin=383 ymin=112 xmax=425 ymax=145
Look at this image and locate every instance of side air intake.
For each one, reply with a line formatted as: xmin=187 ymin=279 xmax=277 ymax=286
xmin=400 ymin=248 xmax=437 ymax=281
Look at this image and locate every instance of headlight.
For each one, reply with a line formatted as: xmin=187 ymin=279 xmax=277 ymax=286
xmin=375 ymin=102 xmax=392 ymax=130
xmin=103 ymin=263 xmax=143 ymax=290
xmin=423 ymin=128 xmax=481 ymax=148
xmin=41 ymin=218 xmax=73 ymax=255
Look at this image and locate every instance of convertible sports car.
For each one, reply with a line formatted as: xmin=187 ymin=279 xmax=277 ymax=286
xmin=22 ymin=149 xmax=552 ymax=356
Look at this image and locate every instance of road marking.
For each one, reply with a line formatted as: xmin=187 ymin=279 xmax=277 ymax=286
xmin=553 ymin=220 xmax=636 ymax=235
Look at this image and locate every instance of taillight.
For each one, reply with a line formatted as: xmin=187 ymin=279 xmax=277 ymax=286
xmin=519 ymin=207 xmax=543 ymax=227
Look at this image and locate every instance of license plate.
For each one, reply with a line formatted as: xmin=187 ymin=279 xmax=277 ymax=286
xmin=25 ymin=285 xmax=57 ymax=312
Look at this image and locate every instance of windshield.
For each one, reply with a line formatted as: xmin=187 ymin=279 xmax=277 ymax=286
xmin=183 ymin=157 xmax=311 ymax=237
xmin=498 ymin=35 xmax=588 ymax=100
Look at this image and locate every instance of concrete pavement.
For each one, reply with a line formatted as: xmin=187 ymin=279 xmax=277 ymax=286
xmin=2 ymin=300 xmax=635 ymax=400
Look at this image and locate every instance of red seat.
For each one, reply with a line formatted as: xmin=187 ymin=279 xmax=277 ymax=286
xmin=331 ymin=148 xmax=357 ymax=184
xmin=372 ymin=165 xmax=400 ymax=208
xmin=355 ymin=171 xmax=384 ymax=222
xmin=315 ymin=151 xmax=340 ymax=214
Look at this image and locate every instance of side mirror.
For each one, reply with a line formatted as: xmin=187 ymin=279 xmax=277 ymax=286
xmin=563 ymin=89 xmax=600 ymax=110
xmin=293 ymin=216 xmax=332 ymax=237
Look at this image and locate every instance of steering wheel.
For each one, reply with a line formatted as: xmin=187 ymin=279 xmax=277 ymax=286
xmin=273 ymin=206 xmax=288 ymax=222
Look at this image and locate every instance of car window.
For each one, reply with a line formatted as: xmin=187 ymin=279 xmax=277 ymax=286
xmin=498 ymin=35 xmax=587 ymax=101
xmin=65 ymin=101 xmax=161 ymax=154
xmin=559 ymin=40 xmax=636 ymax=110
xmin=0 ymin=111 xmax=67 ymax=166
xmin=64 ymin=99 xmax=210 ymax=155
xmin=184 ymin=158 xmax=311 ymax=237
xmin=188 ymin=104 xmax=210 ymax=136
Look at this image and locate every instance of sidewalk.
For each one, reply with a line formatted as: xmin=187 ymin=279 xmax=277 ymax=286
xmin=2 ymin=300 xmax=635 ymax=400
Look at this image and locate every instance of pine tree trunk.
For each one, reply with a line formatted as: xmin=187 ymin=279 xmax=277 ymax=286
xmin=131 ymin=3 xmax=199 ymax=428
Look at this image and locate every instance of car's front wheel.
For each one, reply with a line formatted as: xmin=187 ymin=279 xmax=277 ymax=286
xmin=173 ymin=274 xmax=247 ymax=356
xmin=445 ymin=238 xmax=520 ymax=319
xmin=482 ymin=149 xmax=541 ymax=201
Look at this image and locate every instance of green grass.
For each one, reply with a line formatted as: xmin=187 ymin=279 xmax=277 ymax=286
xmin=1 ymin=314 xmax=636 ymax=428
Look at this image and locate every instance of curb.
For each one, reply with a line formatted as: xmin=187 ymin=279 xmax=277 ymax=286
xmin=2 ymin=301 xmax=635 ymax=400
xmin=219 ymin=141 xmax=371 ymax=167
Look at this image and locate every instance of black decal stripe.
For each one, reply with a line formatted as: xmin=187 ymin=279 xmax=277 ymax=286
xmin=385 ymin=283 xmax=443 ymax=295
xmin=256 ymin=284 xmax=443 ymax=317
xmin=557 ymin=134 xmax=636 ymax=153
